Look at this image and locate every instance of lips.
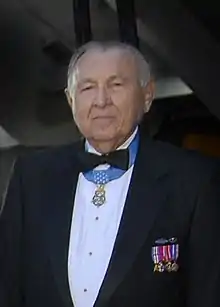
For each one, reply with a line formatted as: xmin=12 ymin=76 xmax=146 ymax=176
xmin=93 ymin=116 xmax=114 ymax=120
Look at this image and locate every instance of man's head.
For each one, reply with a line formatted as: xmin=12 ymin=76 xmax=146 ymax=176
xmin=65 ymin=41 xmax=154 ymax=153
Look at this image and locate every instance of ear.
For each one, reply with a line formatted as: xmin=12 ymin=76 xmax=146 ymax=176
xmin=143 ymin=79 xmax=155 ymax=113
xmin=64 ymin=88 xmax=73 ymax=108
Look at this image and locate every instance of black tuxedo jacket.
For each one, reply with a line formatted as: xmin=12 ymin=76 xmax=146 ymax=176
xmin=1 ymin=135 xmax=220 ymax=307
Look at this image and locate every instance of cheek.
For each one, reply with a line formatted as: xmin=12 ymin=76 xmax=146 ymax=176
xmin=73 ymin=103 xmax=90 ymax=128
xmin=114 ymin=94 xmax=141 ymax=121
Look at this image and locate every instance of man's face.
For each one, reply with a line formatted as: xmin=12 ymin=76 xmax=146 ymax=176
xmin=68 ymin=48 xmax=153 ymax=146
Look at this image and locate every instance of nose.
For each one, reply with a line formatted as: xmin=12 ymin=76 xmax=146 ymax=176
xmin=94 ymin=86 xmax=110 ymax=107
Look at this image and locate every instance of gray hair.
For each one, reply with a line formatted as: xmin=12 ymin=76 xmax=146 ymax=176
xmin=67 ymin=41 xmax=151 ymax=99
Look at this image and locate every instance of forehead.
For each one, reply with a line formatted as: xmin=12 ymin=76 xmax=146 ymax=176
xmin=75 ymin=48 xmax=138 ymax=81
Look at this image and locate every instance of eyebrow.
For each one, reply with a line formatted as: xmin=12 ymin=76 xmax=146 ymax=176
xmin=78 ymin=75 xmax=129 ymax=86
xmin=108 ymin=75 xmax=131 ymax=83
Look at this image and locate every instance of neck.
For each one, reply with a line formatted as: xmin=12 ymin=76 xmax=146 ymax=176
xmin=87 ymin=127 xmax=138 ymax=154
xmin=88 ymin=139 xmax=125 ymax=154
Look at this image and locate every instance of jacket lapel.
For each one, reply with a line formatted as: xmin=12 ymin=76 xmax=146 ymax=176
xmin=43 ymin=144 xmax=81 ymax=307
xmin=95 ymin=136 xmax=170 ymax=307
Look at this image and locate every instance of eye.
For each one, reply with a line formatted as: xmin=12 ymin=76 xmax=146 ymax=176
xmin=81 ymin=85 xmax=94 ymax=92
xmin=112 ymin=82 xmax=123 ymax=87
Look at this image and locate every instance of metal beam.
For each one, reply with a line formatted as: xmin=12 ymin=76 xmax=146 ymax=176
xmin=72 ymin=0 xmax=92 ymax=47
xmin=115 ymin=0 xmax=139 ymax=47
xmin=155 ymin=78 xmax=192 ymax=99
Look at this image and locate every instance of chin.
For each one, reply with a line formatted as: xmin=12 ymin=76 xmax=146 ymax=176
xmin=91 ymin=129 xmax=116 ymax=141
xmin=94 ymin=133 xmax=115 ymax=141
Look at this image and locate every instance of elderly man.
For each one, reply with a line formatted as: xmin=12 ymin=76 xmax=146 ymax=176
xmin=0 ymin=41 xmax=220 ymax=307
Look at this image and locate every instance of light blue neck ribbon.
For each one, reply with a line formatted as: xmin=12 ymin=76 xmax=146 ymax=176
xmin=83 ymin=129 xmax=139 ymax=185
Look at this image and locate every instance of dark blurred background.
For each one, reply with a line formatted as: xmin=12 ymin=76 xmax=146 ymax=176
xmin=1 ymin=0 xmax=220 ymax=198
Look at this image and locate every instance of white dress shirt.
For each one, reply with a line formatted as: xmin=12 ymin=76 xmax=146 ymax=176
xmin=68 ymin=128 xmax=137 ymax=307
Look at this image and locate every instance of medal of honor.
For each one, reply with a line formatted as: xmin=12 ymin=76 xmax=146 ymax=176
xmin=92 ymin=184 xmax=106 ymax=207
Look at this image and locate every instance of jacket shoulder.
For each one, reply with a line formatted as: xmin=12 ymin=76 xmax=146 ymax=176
xmin=149 ymin=138 xmax=219 ymax=177
xmin=14 ymin=141 xmax=81 ymax=175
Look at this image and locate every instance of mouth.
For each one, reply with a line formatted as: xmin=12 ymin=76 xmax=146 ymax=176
xmin=92 ymin=116 xmax=115 ymax=127
xmin=93 ymin=116 xmax=114 ymax=120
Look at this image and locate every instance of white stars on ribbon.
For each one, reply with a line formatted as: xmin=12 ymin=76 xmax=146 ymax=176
xmin=93 ymin=171 xmax=109 ymax=185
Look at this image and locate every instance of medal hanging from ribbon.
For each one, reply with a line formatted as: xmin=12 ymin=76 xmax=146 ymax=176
xmin=92 ymin=171 xmax=109 ymax=207
xmin=83 ymin=128 xmax=139 ymax=207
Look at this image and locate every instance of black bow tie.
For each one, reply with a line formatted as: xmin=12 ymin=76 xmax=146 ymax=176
xmin=77 ymin=149 xmax=129 ymax=172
